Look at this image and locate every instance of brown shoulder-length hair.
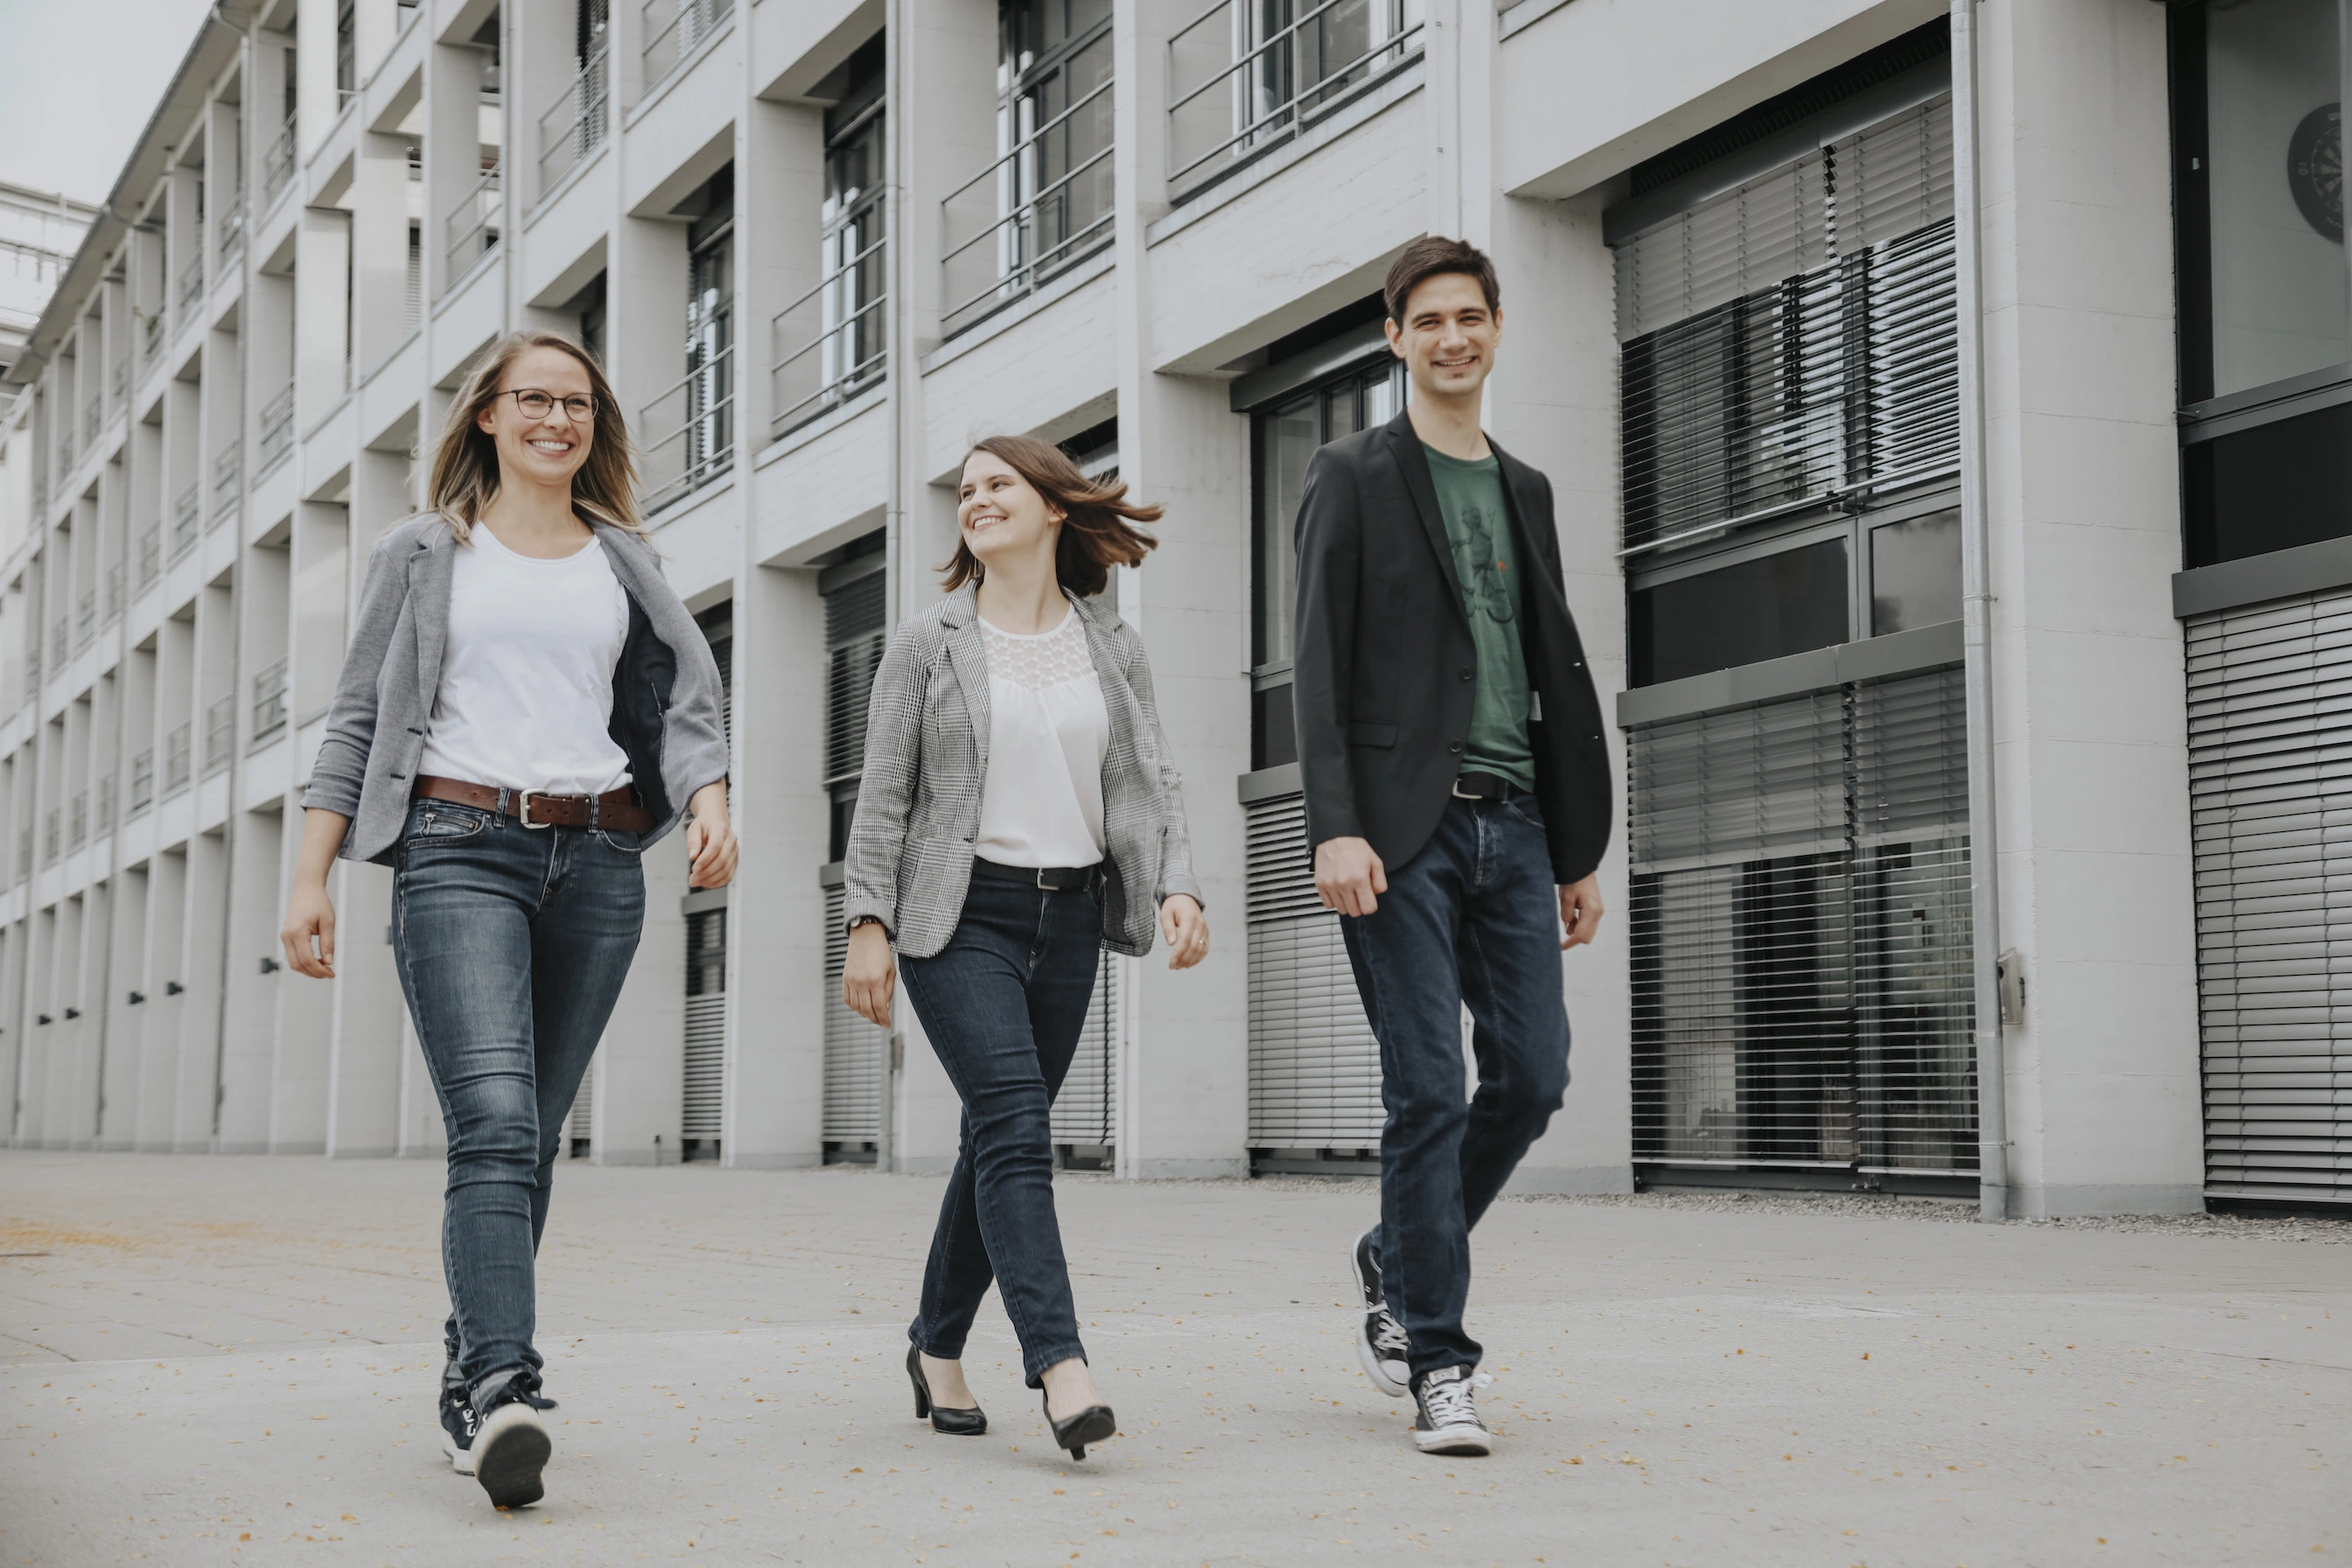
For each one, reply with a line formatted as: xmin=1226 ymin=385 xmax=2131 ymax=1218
xmin=426 ymin=331 xmax=648 ymax=543
xmin=944 ymin=435 xmax=1162 ymax=598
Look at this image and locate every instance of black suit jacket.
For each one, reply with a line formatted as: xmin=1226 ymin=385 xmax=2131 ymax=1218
xmin=1291 ymin=409 xmax=1613 ymax=886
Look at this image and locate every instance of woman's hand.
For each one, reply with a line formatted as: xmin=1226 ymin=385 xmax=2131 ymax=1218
xmin=844 ymin=921 xmax=896 ymax=1027
xmin=279 ymin=808 xmax=352 ymax=979
xmin=1161 ymin=894 xmax=1209 ymax=970
xmin=684 ymin=781 xmax=738 ymax=888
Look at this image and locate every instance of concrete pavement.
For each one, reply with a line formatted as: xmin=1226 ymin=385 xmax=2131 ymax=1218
xmin=1 ymin=1152 xmax=2346 ymax=1566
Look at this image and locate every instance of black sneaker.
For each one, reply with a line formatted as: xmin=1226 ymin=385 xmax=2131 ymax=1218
xmin=438 ymin=1381 xmax=480 ymax=1475
xmin=470 ymin=1382 xmax=557 ymax=1509
xmin=1350 ymin=1229 xmax=1410 ymax=1398
xmin=1411 ymin=1365 xmax=1493 ymax=1455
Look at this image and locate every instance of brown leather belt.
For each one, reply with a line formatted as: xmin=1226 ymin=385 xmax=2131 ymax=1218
xmin=412 ymin=774 xmax=655 ymax=834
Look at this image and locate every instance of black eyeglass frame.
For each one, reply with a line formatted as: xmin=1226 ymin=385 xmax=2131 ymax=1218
xmin=497 ymin=388 xmax=604 ymax=421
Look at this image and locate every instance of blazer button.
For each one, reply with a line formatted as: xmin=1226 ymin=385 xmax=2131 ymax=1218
xmin=1448 ymin=740 xmax=1465 ymax=754
xmin=1460 ymin=668 xmax=1474 ymax=682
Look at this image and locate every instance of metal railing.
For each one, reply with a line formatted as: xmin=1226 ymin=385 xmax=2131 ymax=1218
xmin=640 ymin=333 xmax=733 ymax=514
xmin=74 ymin=592 xmax=94 ymax=651
xmin=940 ymin=75 xmax=1115 ymax=337
xmin=24 ymin=650 xmax=38 ymax=696
xmin=57 ymin=430 xmax=73 ymax=473
xmin=250 ymin=658 xmax=289 ymax=745
xmin=50 ymin=619 xmax=66 ymax=668
xmin=212 ymin=445 xmax=241 ymax=528
xmin=171 ymin=485 xmax=200 ymax=560
xmin=202 ymin=696 xmax=236 ymax=778
xmin=129 ymin=748 xmax=155 ymax=816
xmin=164 ymin=721 xmax=192 ymax=794
xmin=67 ymin=790 xmax=87 ymax=851
xmin=536 ymin=44 xmax=612 ymax=199
xmin=444 ymin=164 xmax=501 ymax=284
xmin=141 ymin=309 xmax=164 ymax=366
xmin=138 ymin=524 xmax=161 ymax=587
xmin=216 ymin=185 xmax=246 ymax=266
xmin=178 ymin=252 xmax=205 ymax=315
xmin=770 ymin=233 xmax=887 ymax=438
xmin=16 ymin=827 xmax=29 ymax=882
xmin=96 ymin=774 xmax=114 ymax=836
xmin=42 ymin=808 xmax=59 ymax=866
xmin=262 ymin=117 xmax=298 ymax=206
xmin=256 ymin=382 xmax=296 ymax=477
xmin=642 ymin=0 xmax=731 ymax=91
xmin=1166 ymin=0 xmax=1422 ymax=198
xmin=104 ymin=563 xmax=123 ymax=624
xmin=110 ymin=358 xmax=129 ymax=406
xmin=82 ymin=396 xmax=100 ymax=445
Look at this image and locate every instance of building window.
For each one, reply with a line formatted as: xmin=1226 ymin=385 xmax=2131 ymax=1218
xmin=774 ymin=35 xmax=886 ymax=438
xmin=336 ymin=0 xmax=356 ymax=105
xmin=822 ymin=535 xmax=887 ymax=863
xmin=642 ymin=167 xmax=734 ymax=512
xmin=2172 ymin=0 xmax=2352 ymax=567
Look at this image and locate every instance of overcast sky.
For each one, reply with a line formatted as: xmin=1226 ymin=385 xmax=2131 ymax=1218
xmin=0 ymin=0 xmax=218 ymax=204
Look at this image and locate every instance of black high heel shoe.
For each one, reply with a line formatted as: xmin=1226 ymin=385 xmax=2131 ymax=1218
xmin=906 ymin=1346 xmax=987 ymax=1436
xmin=1041 ymin=1388 xmax=1116 ymax=1460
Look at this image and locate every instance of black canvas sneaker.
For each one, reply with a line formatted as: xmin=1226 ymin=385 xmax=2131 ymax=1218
xmin=438 ymin=1380 xmax=480 ymax=1475
xmin=1350 ymin=1229 xmax=1410 ymax=1398
xmin=1411 ymin=1365 xmax=1494 ymax=1456
xmin=470 ymin=1382 xmax=557 ymax=1509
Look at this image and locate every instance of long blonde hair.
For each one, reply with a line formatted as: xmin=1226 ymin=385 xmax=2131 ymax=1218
xmin=426 ymin=332 xmax=648 ymax=542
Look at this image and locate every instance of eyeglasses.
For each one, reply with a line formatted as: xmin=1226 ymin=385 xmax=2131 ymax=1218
xmin=500 ymin=388 xmax=602 ymax=421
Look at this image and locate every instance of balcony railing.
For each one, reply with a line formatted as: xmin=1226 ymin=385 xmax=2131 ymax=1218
xmin=250 ymin=657 xmax=289 ymax=746
xmin=96 ymin=773 xmax=114 ymax=836
xmin=1166 ymin=0 xmax=1422 ymax=199
xmin=24 ymin=650 xmax=38 ymax=696
xmin=141 ymin=309 xmax=164 ymax=366
xmin=171 ymin=485 xmax=200 ymax=560
xmin=940 ymin=75 xmax=1115 ymax=337
xmin=256 ymin=382 xmax=296 ymax=477
xmin=770 ymin=233 xmax=887 ymax=438
xmin=110 ymin=358 xmax=129 ymax=405
xmin=262 ymin=118 xmax=298 ymax=206
xmin=138 ymin=524 xmax=161 ymax=587
xmin=203 ymin=696 xmax=236 ymax=778
xmin=16 ymin=827 xmax=29 ymax=882
xmin=178 ymin=252 xmax=205 ymax=315
xmin=642 ymin=0 xmax=731 ymax=92
xmin=104 ymin=563 xmax=123 ymax=624
xmin=444 ymin=164 xmax=501 ymax=285
xmin=57 ymin=430 xmax=73 ymax=473
xmin=82 ymin=396 xmax=100 ymax=445
xmin=42 ymin=808 xmax=59 ymax=866
xmin=640 ymin=332 xmax=733 ymax=514
xmin=536 ymin=44 xmax=612 ymax=200
xmin=212 ymin=445 xmax=242 ymax=528
xmin=67 ymin=790 xmax=87 ymax=851
xmin=129 ymin=748 xmax=155 ymax=816
xmin=74 ymin=592 xmax=94 ymax=651
xmin=164 ymin=722 xmax=192 ymax=795
xmin=50 ymin=619 xmax=66 ymax=668
xmin=217 ymin=188 xmax=246 ymax=266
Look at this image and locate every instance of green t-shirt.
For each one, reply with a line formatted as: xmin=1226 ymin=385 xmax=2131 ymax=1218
xmin=1423 ymin=444 xmax=1535 ymax=792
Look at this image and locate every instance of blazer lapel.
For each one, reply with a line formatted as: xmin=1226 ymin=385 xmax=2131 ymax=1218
xmin=1488 ymin=439 xmax=1572 ymax=619
xmin=407 ymin=519 xmax=456 ymax=715
xmin=1382 ymin=411 xmax=1470 ymax=627
xmin=939 ymin=584 xmax=991 ymax=780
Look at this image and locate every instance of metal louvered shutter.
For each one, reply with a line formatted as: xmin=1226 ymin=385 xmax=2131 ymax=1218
xmin=1053 ymin=951 xmax=1120 ymax=1148
xmin=1616 ymin=94 xmax=1957 ymax=556
xmin=567 ymin=1052 xmax=594 ymax=1152
xmin=682 ymin=906 xmax=726 ymax=1145
xmin=1246 ymin=792 xmax=1383 ymax=1151
xmin=822 ymin=879 xmax=886 ymax=1145
xmin=825 ymin=570 xmax=887 ymax=789
xmin=2188 ymin=591 xmax=2352 ymax=1203
xmin=1628 ymin=669 xmax=1975 ymax=1177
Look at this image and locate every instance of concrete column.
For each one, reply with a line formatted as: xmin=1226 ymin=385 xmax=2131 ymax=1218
xmin=97 ymin=863 xmax=148 ymax=1150
xmin=294 ymin=209 xmax=353 ymax=427
xmin=353 ymin=130 xmax=414 ymax=379
xmin=1974 ymin=0 xmax=2202 ymax=1216
xmin=136 ymin=845 xmax=186 ymax=1151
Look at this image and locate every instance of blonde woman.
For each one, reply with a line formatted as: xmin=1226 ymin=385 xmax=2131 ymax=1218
xmin=277 ymin=332 xmax=735 ymax=1509
xmin=842 ymin=436 xmax=1208 ymax=1461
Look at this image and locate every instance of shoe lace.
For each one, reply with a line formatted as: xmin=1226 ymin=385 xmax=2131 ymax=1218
xmin=1421 ymin=1371 xmax=1493 ymax=1427
xmin=1371 ymin=1308 xmax=1410 ymax=1358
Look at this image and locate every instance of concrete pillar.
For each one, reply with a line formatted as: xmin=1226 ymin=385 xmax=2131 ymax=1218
xmin=1974 ymin=0 xmax=2202 ymax=1216
xmin=136 ymin=845 xmax=186 ymax=1151
xmin=97 ymin=864 xmax=148 ymax=1150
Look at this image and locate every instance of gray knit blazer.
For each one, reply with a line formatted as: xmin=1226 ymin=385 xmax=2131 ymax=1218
xmin=843 ymin=584 xmax=1202 ymax=960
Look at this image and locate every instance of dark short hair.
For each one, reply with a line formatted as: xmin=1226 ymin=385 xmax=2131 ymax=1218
xmin=944 ymin=435 xmax=1164 ymax=598
xmin=1383 ymin=236 xmax=1501 ymax=326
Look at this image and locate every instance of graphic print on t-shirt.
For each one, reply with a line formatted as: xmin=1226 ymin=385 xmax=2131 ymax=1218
xmin=1451 ymin=500 xmax=1517 ymax=626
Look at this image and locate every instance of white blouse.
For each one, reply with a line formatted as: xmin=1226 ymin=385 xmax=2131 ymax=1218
xmin=973 ymin=604 xmax=1110 ymax=868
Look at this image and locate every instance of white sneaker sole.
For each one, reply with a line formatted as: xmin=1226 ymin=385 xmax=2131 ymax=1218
xmin=1349 ymin=1236 xmax=1410 ymax=1399
xmin=440 ymin=1425 xmax=477 ymax=1475
xmin=1414 ymin=1424 xmax=1493 ymax=1456
xmin=472 ymin=1403 xmax=551 ymax=1508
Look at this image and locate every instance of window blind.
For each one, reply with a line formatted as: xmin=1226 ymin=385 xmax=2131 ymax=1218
xmin=1245 ymin=792 xmax=1384 ymax=1150
xmin=824 ymin=570 xmax=886 ymax=788
xmin=822 ymin=880 xmax=887 ymax=1144
xmin=682 ymin=906 xmax=726 ymax=1144
xmin=1053 ymin=951 xmax=1121 ymax=1147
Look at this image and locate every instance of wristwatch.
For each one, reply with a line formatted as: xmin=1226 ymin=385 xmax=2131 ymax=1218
xmin=847 ymin=916 xmax=886 ymax=935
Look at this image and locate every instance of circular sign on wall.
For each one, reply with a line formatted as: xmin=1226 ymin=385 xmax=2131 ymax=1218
xmin=2288 ymin=102 xmax=2343 ymax=243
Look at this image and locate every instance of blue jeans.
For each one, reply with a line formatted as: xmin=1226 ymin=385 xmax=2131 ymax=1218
xmin=1341 ymin=793 xmax=1572 ymax=1388
xmin=391 ymin=796 xmax=646 ymax=1412
xmin=900 ymin=875 xmax=1101 ymax=1386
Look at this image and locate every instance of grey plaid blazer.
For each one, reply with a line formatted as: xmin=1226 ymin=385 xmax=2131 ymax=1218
xmin=843 ymin=584 xmax=1202 ymax=960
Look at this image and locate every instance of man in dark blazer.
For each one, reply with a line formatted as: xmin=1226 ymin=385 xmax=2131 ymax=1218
xmin=1292 ymin=236 xmax=1612 ymax=1456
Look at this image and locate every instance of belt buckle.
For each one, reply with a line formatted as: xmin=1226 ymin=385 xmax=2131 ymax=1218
xmin=1452 ymin=781 xmax=1480 ymax=801
xmin=1035 ymin=866 xmax=1054 ymax=891
xmin=517 ymin=789 xmax=555 ymax=830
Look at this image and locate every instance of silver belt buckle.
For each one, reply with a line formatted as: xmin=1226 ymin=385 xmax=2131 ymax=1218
xmin=1035 ymin=866 xmax=1054 ymax=890
xmin=1452 ymin=780 xmax=1480 ymax=801
xmin=517 ymin=789 xmax=554 ymax=829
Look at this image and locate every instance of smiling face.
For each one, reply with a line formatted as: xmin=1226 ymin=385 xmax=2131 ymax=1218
xmin=474 ymin=344 xmax=597 ymax=491
xmin=956 ymin=448 xmax=1063 ymax=575
xmin=1387 ymin=271 xmax=1502 ymax=403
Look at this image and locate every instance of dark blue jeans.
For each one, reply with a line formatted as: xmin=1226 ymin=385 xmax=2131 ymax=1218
xmin=900 ymin=875 xmax=1101 ymax=1387
xmin=391 ymin=797 xmax=646 ymax=1412
xmin=1341 ymin=793 xmax=1572 ymax=1389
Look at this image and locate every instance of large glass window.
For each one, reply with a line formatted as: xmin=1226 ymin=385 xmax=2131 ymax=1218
xmin=641 ymin=169 xmax=734 ymax=511
xmin=774 ymin=37 xmax=886 ymax=438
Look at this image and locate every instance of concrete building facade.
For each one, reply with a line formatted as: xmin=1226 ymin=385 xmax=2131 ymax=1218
xmin=0 ymin=0 xmax=2336 ymax=1217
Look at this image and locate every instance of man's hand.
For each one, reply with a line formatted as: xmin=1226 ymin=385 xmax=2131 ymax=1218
xmin=1314 ymin=836 xmax=1388 ymax=917
xmin=1558 ymin=873 xmax=1603 ymax=951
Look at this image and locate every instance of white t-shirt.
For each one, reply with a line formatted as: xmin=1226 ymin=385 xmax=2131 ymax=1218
xmin=973 ymin=604 xmax=1109 ymax=868
xmin=416 ymin=522 xmax=634 ymax=795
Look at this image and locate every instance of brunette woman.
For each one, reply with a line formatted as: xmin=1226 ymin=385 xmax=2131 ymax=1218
xmin=842 ymin=436 xmax=1208 ymax=1460
xmin=277 ymin=332 xmax=735 ymax=1508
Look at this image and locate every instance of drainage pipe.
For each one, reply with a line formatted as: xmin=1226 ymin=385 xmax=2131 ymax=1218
xmin=1950 ymin=0 xmax=2009 ymax=1222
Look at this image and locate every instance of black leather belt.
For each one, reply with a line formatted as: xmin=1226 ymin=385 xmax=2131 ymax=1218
xmin=972 ymin=857 xmax=1103 ymax=892
xmin=1451 ymin=770 xmax=1528 ymax=802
